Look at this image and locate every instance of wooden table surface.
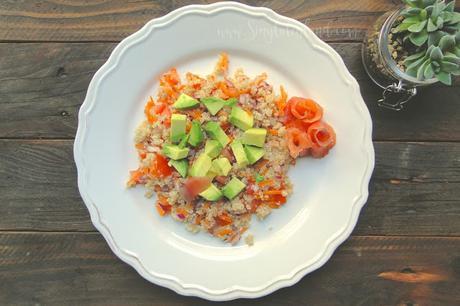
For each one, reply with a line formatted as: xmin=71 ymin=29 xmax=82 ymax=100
xmin=1 ymin=1 xmax=459 ymax=305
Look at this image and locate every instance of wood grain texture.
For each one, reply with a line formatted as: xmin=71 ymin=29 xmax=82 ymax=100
xmin=0 ymin=0 xmax=399 ymax=43
xmin=1 ymin=42 xmax=459 ymax=140
xmin=1 ymin=140 xmax=459 ymax=235
xmin=0 ymin=233 xmax=458 ymax=305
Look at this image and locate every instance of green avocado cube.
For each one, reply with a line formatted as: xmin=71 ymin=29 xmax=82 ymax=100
xmin=188 ymin=120 xmax=204 ymax=147
xmin=222 ymin=177 xmax=246 ymax=200
xmin=199 ymin=183 xmax=223 ymax=201
xmin=204 ymin=140 xmax=223 ymax=158
xmin=168 ymin=159 xmax=188 ymax=178
xmin=162 ymin=144 xmax=189 ymax=160
xmin=204 ymin=122 xmax=230 ymax=147
xmin=178 ymin=133 xmax=190 ymax=148
xmin=170 ymin=114 xmax=187 ymax=143
xmin=201 ymin=97 xmax=226 ymax=115
xmin=230 ymin=140 xmax=248 ymax=168
xmin=244 ymin=145 xmax=265 ymax=165
xmin=224 ymin=97 xmax=238 ymax=107
xmin=229 ymin=106 xmax=253 ymax=131
xmin=189 ymin=153 xmax=212 ymax=177
xmin=242 ymin=128 xmax=267 ymax=147
xmin=173 ymin=93 xmax=200 ymax=109
xmin=206 ymin=168 xmax=218 ymax=180
xmin=212 ymin=157 xmax=232 ymax=176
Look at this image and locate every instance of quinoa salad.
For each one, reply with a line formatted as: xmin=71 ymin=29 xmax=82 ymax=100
xmin=127 ymin=53 xmax=336 ymax=244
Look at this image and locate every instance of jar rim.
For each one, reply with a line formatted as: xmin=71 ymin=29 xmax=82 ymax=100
xmin=379 ymin=8 xmax=438 ymax=85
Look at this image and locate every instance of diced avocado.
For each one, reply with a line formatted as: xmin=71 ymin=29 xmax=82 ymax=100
xmin=162 ymin=144 xmax=189 ymax=160
xmin=199 ymin=184 xmax=223 ymax=201
xmin=201 ymin=97 xmax=226 ymax=115
xmin=170 ymin=114 xmax=187 ymax=143
xmin=168 ymin=159 xmax=188 ymax=178
xmin=229 ymin=106 xmax=253 ymax=131
xmin=188 ymin=120 xmax=204 ymax=147
xmin=222 ymin=177 xmax=246 ymax=200
xmin=204 ymin=122 xmax=230 ymax=147
xmin=206 ymin=168 xmax=218 ymax=180
xmin=173 ymin=93 xmax=199 ymax=109
xmin=204 ymin=140 xmax=223 ymax=158
xmin=224 ymin=97 xmax=238 ymax=107
xmin=242 ymin=128 xmax=267 ymax=147
xmin=244 ymin=145 xmax=265 ymax=165
xmin=212 ymin=157 xmax=232 ymax=176
xmin=230 ymin=140 xmax=249 ymax=168
xmin=189 ymin=153 xmax=212 ymax=177
xmin=178 ymin=133 xmax=190 ymax=148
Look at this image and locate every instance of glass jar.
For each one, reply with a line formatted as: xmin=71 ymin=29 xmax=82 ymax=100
xmin=362 ymin=8 xmax=438 ymax=110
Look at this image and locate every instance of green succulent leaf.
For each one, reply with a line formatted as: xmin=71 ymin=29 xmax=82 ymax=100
xmin=441 ymin=11 xmax=453 ymax=24
xmin=402 ymin=7 xmax=422 ymax=17
xmin=395 ymin=22 xmax=416 ymax=32
xmin=436 ymin=16 xmax=444 ymax=29
xmin=424 ymin=62 xmax=435 ymax=79
xmin=427 ymin=18 xmax=438 ymax=32
xmin=444 ymin=0 xmax=455 ymax=12
xmin=423 ymin=0 xmax=437 ymax=6
xmin=443 ymin=53 xmax=460 ymax=65
xmin=409 ymin=29 xmax=429 ymax=46
xmin=439 ymin=35 xmax=456 ymax=51
xmin=403 ymin=16 xmax=422 ymax=24
xmin=441 ymin=61 xmax=460 ymax=73
xmin=417 ymin=59 xmax=431 ymax=80
xmin=448 ymin=12 xmax=460 ymax=25
xmin=420 ymin=8 xmax=428 ymax=19
xmin=430 ymin=46 xmax=443 ymax=61
xmin=408 ymin=20 xmax=428 ymax=32
xmin=405 ymin=54 xmax=429 ymax=75
xmin=435 ymin=71 xmax=452 ymax=85
xmin=428 ymin=31 xmax=446 ymax=46
xmin=430 ymin=1 xmax=442 ymax=19
xmin=453 ymin=46 xmax=460 ymax=57
xmin=405 ymin=50 xmax=427 ymax=63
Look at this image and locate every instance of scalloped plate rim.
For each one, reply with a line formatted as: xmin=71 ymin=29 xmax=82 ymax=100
xmin=74 ymin=1 xmax=375 ymax=301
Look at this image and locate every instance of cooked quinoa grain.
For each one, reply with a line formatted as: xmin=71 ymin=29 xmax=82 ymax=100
xmin=128 ymin=53 xmax=296 ymax=244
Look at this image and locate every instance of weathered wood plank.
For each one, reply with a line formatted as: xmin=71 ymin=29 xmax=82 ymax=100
xmin=1 ymin=42 xmax=459 ymax=141
xmin=0 ymin=0 xmax=399 ymax=42
xmin=0 ymin=140 xmax=459 ymax=235
xmin=0 ymin=233 xmax=458 ymax=305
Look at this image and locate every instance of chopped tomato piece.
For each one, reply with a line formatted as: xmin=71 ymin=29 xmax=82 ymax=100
xmin=216 ymin=212 xmax=233 ymax=226
xmin=144 ymin=96 xmax=171 ymax=126
xmin=286 ymin=127 xmax=312 ymax=159
xmin=215 ymin=227 xmax=233 ymax=238
xmin=182 ymin=177 xmax=212 ymax=202
xmin=307 ymin=121 xmax=336 ymax=158
xmin=160 ymin=68 xmax=180 ymax=86
xmin=149 ymin=154 xmax=173 ymax=177
xmin=218 ymin=81 xmax=239 ymax=98
xmin=144 ymin=97 xmax=156 ymax=123
xmin=156 ymin=196 xmax=171 ymax=216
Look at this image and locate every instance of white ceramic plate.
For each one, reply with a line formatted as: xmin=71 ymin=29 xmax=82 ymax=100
xmin=74 ymin=2 xmax=374 ymax=301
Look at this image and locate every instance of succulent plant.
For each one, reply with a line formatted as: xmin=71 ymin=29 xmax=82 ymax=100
xmin=394 ymin=0 xmax=460 ymax=84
